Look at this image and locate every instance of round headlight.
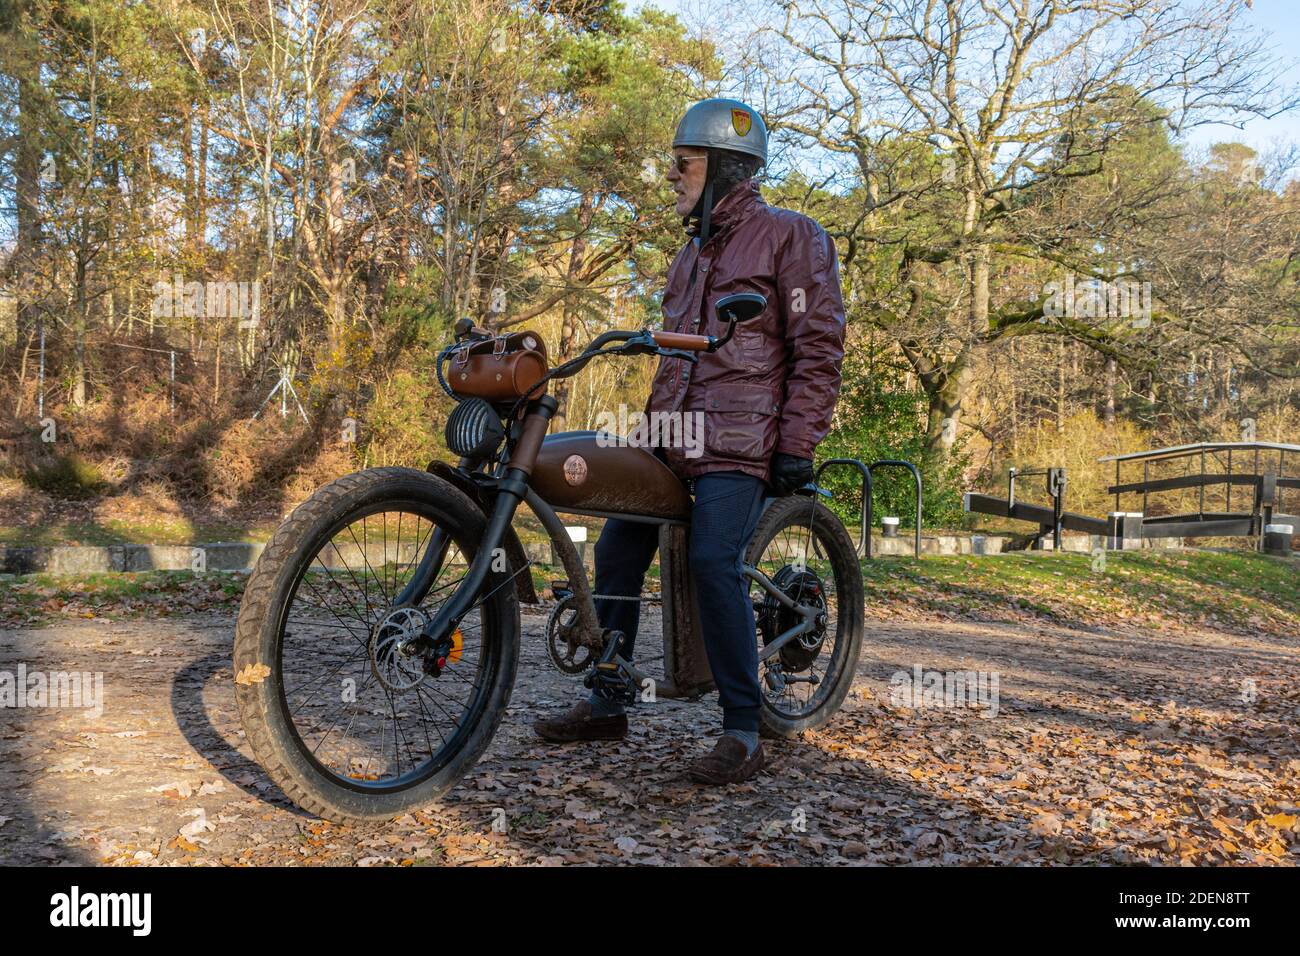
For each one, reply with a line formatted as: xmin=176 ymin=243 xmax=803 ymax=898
xmin=445 ymin=397 xmax=505 ymax=459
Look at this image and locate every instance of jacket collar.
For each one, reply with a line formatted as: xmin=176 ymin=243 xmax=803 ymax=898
xmin=688 ymin=179 xmax=763 ymax=246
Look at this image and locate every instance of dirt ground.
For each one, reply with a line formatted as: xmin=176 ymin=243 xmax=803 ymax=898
xmin=1 ymin=602 xmax=1298 ymax=866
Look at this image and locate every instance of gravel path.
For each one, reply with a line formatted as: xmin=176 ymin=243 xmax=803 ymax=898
xmin=1 ymin=604 xmax=1297 ymax=865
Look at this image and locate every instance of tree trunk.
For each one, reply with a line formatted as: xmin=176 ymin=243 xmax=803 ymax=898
xmin=397 ymin=151 xmax=417 ymax=286
xmin=552 ymin=192 xmax=594 ymax=432
xmin=1104 ymin=357 xmax=1117 ymax=426
xmin=1056 ymin=338 xmax=1066 ymax=433
xmin=922 ymin=362 xmax=971 ymax=457
xmin=15 ymin=66 xmax=42 ymax=346
xmin=1008 ymin=341 xmax=1019 ymax=453
xmin=72 ymin=252 xmax=88 ymax=408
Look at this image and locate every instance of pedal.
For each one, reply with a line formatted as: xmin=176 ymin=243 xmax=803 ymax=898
xmin=549 ymin=580 xmax=572 ymax=601
xmin=584 ymin=662 xmax=638 ymax=706
xmin=582 ymin=629 xmax=637 ymax=706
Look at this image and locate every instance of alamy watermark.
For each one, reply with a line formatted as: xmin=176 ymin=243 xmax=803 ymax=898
xmin=1 ymin=664 xmax=104 ymax=718
xmin=889 ymin=665 xmax=999 ymax=718
xmin=151 ymin=274 xmax=261 ymax=327
xmin=1042 ymin=271 xmax=1151 ymax=328
xmin=594 ymin=404 xmax=704 ymax=459
xmin=50 ymin=886 xmax=150 ymax=936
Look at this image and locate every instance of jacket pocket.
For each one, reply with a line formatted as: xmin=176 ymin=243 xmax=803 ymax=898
xmin=703 ymin=384 xmax=780 ymax=462
xmin=734 ymin=326 xmax=769 ymax=371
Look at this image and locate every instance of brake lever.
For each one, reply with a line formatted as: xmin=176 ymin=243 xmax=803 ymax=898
xmin=658 ymin=347 xmax=700 ymax=364
xmin=613 ymin=331 xmax=659 ymax=357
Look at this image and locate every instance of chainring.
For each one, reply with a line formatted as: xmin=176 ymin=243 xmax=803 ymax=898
xmin=757 ymin=565 xmax=829 ymax=672
xmin=545 ymin=594 xmax=596 ymax=677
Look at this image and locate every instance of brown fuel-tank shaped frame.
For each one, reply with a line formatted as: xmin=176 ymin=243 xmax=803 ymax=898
xmin=530 ymin=431 xmax=692 ymax=522
xmin=529 ymin=430 xmax=714 ymax=696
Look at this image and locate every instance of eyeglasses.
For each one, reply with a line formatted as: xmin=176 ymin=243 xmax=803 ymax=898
xmin=670 ymin=154 xmax=708 ymax=173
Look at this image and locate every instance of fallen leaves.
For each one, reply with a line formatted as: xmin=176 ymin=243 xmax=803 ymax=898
xmin=3 ymin=576 xmax=1298 ymax=867
xmin=234 ymin=663 xmax=271 ymax=686
xmin=0 ymin=571 xmax=248 ymax=628
xmin=1029 ymin=813 xmax=1064 ymax=838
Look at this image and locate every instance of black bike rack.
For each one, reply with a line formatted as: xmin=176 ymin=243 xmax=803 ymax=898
xmin=813 ymin=458 xmax=924 ymax=558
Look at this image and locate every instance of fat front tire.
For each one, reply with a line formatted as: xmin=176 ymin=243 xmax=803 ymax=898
xmin=233 ymin=467 xmax=520 ymax=822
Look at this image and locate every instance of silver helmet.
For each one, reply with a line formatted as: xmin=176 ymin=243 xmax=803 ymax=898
xmin=672 ymin=98 xmax=767 ymax=165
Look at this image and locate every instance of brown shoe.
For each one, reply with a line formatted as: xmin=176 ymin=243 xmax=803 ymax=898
xmin=687 ymin=736 xmax=765 ymax=785
xmin=533 ymin=700 xmax=628 ymax=743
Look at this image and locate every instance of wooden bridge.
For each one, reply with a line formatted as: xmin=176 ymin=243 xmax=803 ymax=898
xmin=964 ymin=441 xmax=1299 ymax=550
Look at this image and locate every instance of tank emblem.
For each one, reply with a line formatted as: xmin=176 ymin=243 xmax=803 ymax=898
xmin=563 ymin=454 xmax=588 ymax=486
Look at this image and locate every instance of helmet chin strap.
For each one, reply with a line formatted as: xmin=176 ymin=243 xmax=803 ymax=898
xmin=687 ymin=151 xmax=719 ymax=247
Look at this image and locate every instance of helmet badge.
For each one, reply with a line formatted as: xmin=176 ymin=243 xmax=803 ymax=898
xmin=731 ymin=108 xmax=752 ymax=137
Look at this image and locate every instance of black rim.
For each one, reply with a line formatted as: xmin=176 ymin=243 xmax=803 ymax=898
xmin=273 ymin=497 xmax=500 ymax=794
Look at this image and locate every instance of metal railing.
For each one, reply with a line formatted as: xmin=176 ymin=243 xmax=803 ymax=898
xmin=814 ymin=457 xmax=923 ymax=558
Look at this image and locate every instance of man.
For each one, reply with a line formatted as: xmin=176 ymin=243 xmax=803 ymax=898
xmin=535 ymin=98 xmax=846 ymax=784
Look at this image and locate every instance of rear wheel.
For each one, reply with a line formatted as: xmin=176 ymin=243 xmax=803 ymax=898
xmin=746 ymin=495 xmax=864 ymax=738
xmin=233 ymin=467 xmax=520 ymax=822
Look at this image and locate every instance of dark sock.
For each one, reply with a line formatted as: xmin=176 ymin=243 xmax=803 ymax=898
xmin=724 ymin=729 xmax=759 ymax=756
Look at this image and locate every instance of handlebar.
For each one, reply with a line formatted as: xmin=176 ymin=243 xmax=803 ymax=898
xmin=450 ymin=292 xmax=768 ymax=413
xmin=578 ymin=329 xmax=709 ymax=354
xmin=651 ymin=330 xmax=712 ymax=351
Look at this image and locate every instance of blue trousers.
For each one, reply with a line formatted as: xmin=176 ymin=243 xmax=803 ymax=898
xmin=592 ymin=471 xmax=768 ymax=732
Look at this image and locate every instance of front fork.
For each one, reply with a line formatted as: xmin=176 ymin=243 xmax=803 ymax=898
xmin=410 ymin=466 xmax=528 ymax=673
xmin=410 ymin=396 xmax=559 ymax=670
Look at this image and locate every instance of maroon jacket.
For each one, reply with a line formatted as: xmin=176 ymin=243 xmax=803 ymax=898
xmin=646 ymin=180 xmax=846 ymax=484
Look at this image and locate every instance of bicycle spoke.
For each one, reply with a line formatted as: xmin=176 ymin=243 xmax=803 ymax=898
xmin=278 ymin=503 xmax=500 ymax=792
xmin=752 ymin=510 xmax=847 ymax=720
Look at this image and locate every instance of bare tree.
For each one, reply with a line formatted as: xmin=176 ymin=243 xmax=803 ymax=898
xmin=767 ymin=0 xmax=1294 ymax=457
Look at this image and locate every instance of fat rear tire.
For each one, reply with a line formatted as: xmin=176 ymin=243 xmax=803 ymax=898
xmin=747 ymin=494 xmax=864 ymax=739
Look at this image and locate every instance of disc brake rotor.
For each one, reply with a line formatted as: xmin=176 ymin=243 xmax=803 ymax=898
xmin=369 ymin=605 xmax=431 ymax=692
xmin=758 ymin=566 xmax=829 ymax=672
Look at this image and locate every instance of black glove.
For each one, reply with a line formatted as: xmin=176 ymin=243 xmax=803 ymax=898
xmin=769 ymin=452 xmax=814 ymax=496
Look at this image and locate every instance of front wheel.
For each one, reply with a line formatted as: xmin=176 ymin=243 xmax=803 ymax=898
xmin=233 ymin=467 xmax=520 ymax=822
xmin=747 ymin=494 xmax=865 ymax=738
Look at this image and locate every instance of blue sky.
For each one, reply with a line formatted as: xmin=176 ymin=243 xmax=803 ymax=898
xmin=637 ymin=0 xmax=1300 ymax=154
xmin=1188 ymin=0 xmax=1300 ymax=152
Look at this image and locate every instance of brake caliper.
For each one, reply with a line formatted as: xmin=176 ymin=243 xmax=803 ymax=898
xmin=421 ymin=628 xmax=461 ymax=678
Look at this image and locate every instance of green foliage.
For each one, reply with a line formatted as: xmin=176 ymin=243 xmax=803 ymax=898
xmin=23 ymin=451 xmax=108 ymax=499
xmin=819 ymin=352 xmax=970 ymax=530
xmin=380 ymin=265 xmax=457 ymax=353
xmin=358 ymin=366 xmax=447 ymax=470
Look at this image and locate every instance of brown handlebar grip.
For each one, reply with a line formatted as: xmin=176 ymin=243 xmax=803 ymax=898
xmin=652 ymin=330 xmax=712 ymax=351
